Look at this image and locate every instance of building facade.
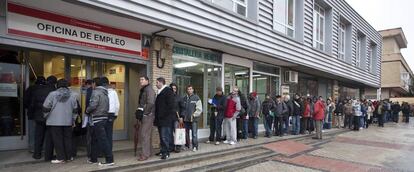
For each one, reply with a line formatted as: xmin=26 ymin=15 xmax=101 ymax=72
xmin=0 ymin=0 xmax=381 ymax=151
xmin=379 ymin=28 xmax=412 ymax=99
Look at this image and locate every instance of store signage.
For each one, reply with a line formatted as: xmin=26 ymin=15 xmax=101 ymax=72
xmin=281 ymin=85 xmax=290 ymax=96
xmin=0 ymin=83 xmax=18 ymax=97
xmin=7 ymin=3 xmax=144 ymax=58
xmin=173 ymin=45 xmax=221 ymax=63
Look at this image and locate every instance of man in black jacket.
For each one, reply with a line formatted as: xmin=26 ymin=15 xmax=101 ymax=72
xmin=207 ymin=87 xmax=226 ymax=145
xmin=27 ymin=76 xmax=55 ymax=159
xmin=154 ymin=77 xmax=176 ymax=160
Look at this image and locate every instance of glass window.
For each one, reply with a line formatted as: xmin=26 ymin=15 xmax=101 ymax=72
xmin=253 ymin=62 xmax=280 ymax=75
xmin=103 ymin=62 xmax=125 ymax=131
xmin=313 ymin=3 xmax=325 ymax=51
xmin=338 ymin=23 xmax=346 ymax=60
xmin=0 ymin=51 xmax=23 ymax=136
xmin=29 ymin=51 xmax=65 ymax=80
xmin=273 ymin=0 xmax=295 ymax=37
xmin=173 ymin=58 xmax=222 ymax=128
xmin=212 ymin=0 xmax=247 ymax=17
xmin=224 ymin=64 xmax=250 ymax=95
xmin=253 ymin=73 xmax=280 ymax=102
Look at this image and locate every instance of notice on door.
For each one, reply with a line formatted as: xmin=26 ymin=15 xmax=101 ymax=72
xmin=0 ymin=83 xmax=18 ymax=97
xmin=6 ymin=2 xmax=144 ymax=58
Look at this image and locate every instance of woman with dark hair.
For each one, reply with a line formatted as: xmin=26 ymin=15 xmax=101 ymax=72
xmin=43 ymin=79 xmax=78 ymax=164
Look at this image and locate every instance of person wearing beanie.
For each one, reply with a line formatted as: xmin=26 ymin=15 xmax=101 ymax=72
xmin=247 ymin=91 xmax=261 ymax=139
xmin=42 ymin=79 xmax=79 ymax=164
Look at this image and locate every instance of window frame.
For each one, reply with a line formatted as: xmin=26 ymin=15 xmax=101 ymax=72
xmin=212 ymin=0 xmax=248 ymax=17
xmin=273 ymin=0 xmax=296 ymax=38
xmin=368 ymin=45 xmax=373 ymax=72
xmin=313 ymin=3 xmax=325 ymax=51
xmin=338 ymin=22 xmax=346 ymax=61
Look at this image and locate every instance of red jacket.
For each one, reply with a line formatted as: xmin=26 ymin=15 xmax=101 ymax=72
xmin=303 ymin=103 xmax=311 ymax=117
xmin=313 ymin=100 xmax=325 ymax=120
xmin=225 ymin=97 xmax=236 ymax=118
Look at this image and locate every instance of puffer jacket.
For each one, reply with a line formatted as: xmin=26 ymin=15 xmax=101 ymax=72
xmin=180 ymin=94 xmax=202 ymax=122
xmin=86 ymin=86 xmax=109 ymax=124
xmin=43 ymin=88 xmax=78 ymax=126
xmin=313 ymin=100 xmax=325 ymax=120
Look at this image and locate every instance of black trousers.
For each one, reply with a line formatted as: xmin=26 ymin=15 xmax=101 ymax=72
xmin=44 ymin=126 xmax=55 ymax=161
xmin=34 ymin=121 xmax=47 ymax=158
xmin=274 ymin=117 xmax=284 ymax=136
xmin=353 ymin=116 xmax=360 ymax=130
xmin=105 ymin=115 xmax=116 ymax=152
xmin=404 ymin=113 xmax=410 ymax=123
xmin=49 ymin=126 xmax=72 ymax=161
xmin=378 ymin=114 xmax=384 ymax=127
xmin=209 ymin=115 xmax=224 ymax=142
xmin=91 ymin=120 xmax=114 ymax=163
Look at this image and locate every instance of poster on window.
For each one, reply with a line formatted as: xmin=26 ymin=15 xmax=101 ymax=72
xmin=0 ymin=83 xmax=18 ymax=97
xmin=281 ymin=85 xmax=289 ymax=96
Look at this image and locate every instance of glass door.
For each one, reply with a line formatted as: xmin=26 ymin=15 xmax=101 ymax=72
xmin=0 ymin=50 xmax=26 ymax=150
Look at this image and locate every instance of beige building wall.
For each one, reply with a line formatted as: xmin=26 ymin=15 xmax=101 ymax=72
xmin=382 ymin=37 xmax=400 ymax=54
xmin=381 ymin=61 xmax=402 ymax=87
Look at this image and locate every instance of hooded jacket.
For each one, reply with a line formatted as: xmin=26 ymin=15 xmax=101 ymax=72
xmin=86 ymin=86 xmax=109 ymax=124
xmin=248 ymin=95 xmax=261 ymax=117
xmin=43 ymin=88 xmax=78 ymax=126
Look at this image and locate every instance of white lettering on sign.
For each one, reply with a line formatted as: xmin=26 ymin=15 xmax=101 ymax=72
xmin=6 ymin=3 xmax=144 ymax=58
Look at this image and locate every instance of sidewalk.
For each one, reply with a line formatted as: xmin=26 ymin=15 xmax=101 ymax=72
xmin=0 ymin=129 xmax=342 ymax=172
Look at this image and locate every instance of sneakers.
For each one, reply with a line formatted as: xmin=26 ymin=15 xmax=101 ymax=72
xmin=229 ymin=141 xmax=236 ymax=145
xmin=205 ymin=140 xmax=211 ymax=144
xmin=223 ymin=140 xmax=229 ymax=144
xmin=192 ymin=147 xmax=198 ymax=152
xmin=215 ymin=141 xmax=220 ymax=145
xmin=98 ymin=162 xmax=115 ymax=167
xmin=51 ymin=160 xmax=65 ymax=164
xmin=87 ymin=159 xmax=98 ymax=164
xmin=161 ymin=154 xmax=169 ymax=160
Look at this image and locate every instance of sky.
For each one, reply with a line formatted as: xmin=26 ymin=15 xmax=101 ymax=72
xmin=345 ymin=0 xmax=414 ymax=71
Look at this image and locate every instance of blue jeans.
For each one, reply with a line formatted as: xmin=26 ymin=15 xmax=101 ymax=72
xmin=184 ymin=122 xmax=198 ymax=149
xmin=209 ymin=115 xmax=224 ymax=142
xmin=264 ymin=115 xmax=273 ymax=136
xmin=91 ymin=120 xmax=114 ymax=163
xmin=360 ymin=114 xmax=365 ymax=128
xmin=158 ymin=126 xmax=172 ymax=156
xmin=242 ymin=119 xmax=248 ymax=139
xmin=292 ymin=116 xmax=300 ymax=135
xmin=250 ymin=117 xmax=259 ymax=137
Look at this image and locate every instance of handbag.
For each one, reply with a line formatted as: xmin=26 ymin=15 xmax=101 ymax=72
xmin=174 ymin=123 xmax=186 ymax=145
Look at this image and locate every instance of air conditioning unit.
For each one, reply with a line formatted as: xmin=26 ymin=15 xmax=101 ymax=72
xmin=284 ymin=71 xmax=298 ymax=83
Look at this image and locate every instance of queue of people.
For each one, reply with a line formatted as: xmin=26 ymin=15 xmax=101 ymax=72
xmin=25 ymin=75 xmax=412 ymax=164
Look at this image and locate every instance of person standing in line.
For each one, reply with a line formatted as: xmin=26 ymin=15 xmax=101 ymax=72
xmin=366 ymin=101 xmax=375 ymax=128
xmin=352 ymin=99 xmax=362 ymax=131
xmin=360 ymin=100 xmax=368 ymax=129
xmin=262 ymin=94 xmax=275 ymax=138
xmin=207 ymin=87 xmax=226 ymax=145
xmin=392 ymin=102 xmax=401 ymax=123
xmin=43 ymin=76 xmax=57 ymax=161
xmin=313 ymin=96 xmax=325 ymax=139
xmin=154 ymin=77 xmax=175 ymax=160
xmin=377 ymin=101 xmax=385 ymax=127
xmin=282 ymin=95 xmax=293 ymax=135
xmin=237 ymin=90 xmax=250 ymax=141
xmin=223 ymin=87 xmax=241 ymax=145
xmin=334 ymin=100 xmax=344 ymax=128
xmin=103 ymin=77 xmax=120 ymax=153
xmin=401 ymin=102 xmax=410 ymax=123
xmin=292 ymin=94 xmax=302 ymax=135
xmin=181 ymin=85 xmax=202 ymax=152
xmin=27 ymin=76 xmax=54 ymax=159
xmin=170 ymin=83 xmax=182 ymax=152
xmin=86 ymin=77 xmax=113 ymax=166
xmin=302 ymin=98 xmax=312 ymax=134
xmin=247 ymin=92 xmax=260 ymax=139
xmin=43 ymin=79 xmax=78 ymax=164
xmin=136 ymin=76 xmax=155 ymax=161
xmin=83 ymin=79 xmax=94 ymax=162
xmin=343 ymin=100 xmax=353 ymax=129
xmin=274 ymin=95 xmax=288 ymax=137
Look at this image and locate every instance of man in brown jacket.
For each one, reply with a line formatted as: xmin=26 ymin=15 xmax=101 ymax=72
xmin=343 ymin=100 xmax=353 ymax=129
xmin=136 ymin=76 xmax=156 ymax=161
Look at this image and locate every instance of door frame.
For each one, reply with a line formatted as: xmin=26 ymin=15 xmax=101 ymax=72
xmin=222 ymin=54 xmax=253 ymax=94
